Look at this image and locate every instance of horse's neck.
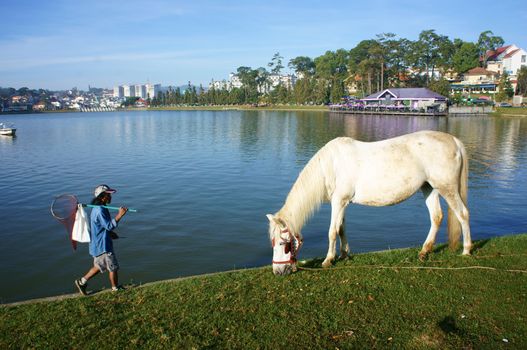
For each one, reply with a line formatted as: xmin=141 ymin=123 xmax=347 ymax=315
xmin=278 ymin=150 xmax=329 ymax=234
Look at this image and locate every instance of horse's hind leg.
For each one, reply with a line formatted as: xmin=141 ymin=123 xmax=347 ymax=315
xmin=338 ymin=217 xmax=349 ymax=260
xmin=322 ymin=197 xmax=347 ymax=268
xmin=439 ymin=189 xmax=472 ymax=255
xmin=419 ymin=185 xmax=443 ymax=261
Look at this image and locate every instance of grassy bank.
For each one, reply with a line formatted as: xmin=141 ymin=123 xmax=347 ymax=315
xmin=493 ymin=107 xmax=527 ymax=116
xmin=2 ymin=234 xmax=526 ymax=349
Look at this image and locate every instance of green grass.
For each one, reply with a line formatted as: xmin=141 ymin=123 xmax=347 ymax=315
xmin=493 ymin=107 xmax=527 ymax=116
xmin=2 ymin=234 xmax=526 ymax=349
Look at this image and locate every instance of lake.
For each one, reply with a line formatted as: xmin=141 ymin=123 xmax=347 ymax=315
xmin=0 ymin=110 xmax=526 ymax=303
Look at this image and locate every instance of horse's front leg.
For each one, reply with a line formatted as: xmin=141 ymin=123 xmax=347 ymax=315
xmin=322 ymin=198 xmax=346 ymax=268
xmin=338 ymin=217 xmax=349 ymax=260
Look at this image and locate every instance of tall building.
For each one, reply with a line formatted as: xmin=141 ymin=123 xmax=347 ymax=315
xmin=146 ymin=83 xmax=161 ymax=99
xmin=113 ymin=86 xmax=124 ymax=98
xmin=114 ymin=83 xmax=161 ymax=99
xmin=122 ymin=85 xmax=131 ymax=97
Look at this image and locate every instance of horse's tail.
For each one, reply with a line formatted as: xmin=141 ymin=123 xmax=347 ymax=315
xmin=447 ymin=138 xmax=468 ymax=250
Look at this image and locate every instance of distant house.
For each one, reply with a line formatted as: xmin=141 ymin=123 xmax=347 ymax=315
xmin=484 ymin=44 xmax=527 ymax=93
xmin=362 ymin=88 xmax=447 ymax=110
xmin=134 ymin=98 xmax=147 ymax=108
xmin=32 ymin=101 xmax=46 ymax=111
xmin=450 ymin=67 xmax=498 ymax=95
xmin=463 ymin=67 xmax=498 ymax=83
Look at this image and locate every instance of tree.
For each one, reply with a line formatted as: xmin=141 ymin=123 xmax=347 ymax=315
xmin=477 ymin=30 xmax=504 ymax=67
xmin=372 ymin=33 xmax=400 ymax=91
xmin=268 ymin=52 xmax=284 ymax=75
xmin=412 ymin=30 xmax=452 ymax=84
xmin=288 ymin=56 xmax=315 ymax=76
xmin=292 ymin=76 xmax=314 ymax=104
xmin=314 ymin=49 xmax=349 ymax=101
xmin=495 ymin=72 xmax=514 ymax=102
xmin=428 ymin=78 xmax=451 ymax=98
xmin=255 ymin=67 xmax=270 ymax=94
xmin=516 ymin=66 xmax=527 ymax=96
xmin=348 ymin=40 xmax=379 ymax=95
xmin=236 ymin=66 xmax=259 ymax=103
xmin=122 ymin=97 xmax=139 ymax=106
xmin=452 ymin=42 xmax=479 ymax=74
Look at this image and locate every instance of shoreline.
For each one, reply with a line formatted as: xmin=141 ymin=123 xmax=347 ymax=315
xmin=1 ymin=106 xmax=526 ymax=116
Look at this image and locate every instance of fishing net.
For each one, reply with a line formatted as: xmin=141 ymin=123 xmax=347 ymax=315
xmin=50 ymin=194 xmax=79 ymax=249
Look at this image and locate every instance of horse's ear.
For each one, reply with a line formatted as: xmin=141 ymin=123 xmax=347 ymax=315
xmin=266 ymin=214 xmax=281 ymax=226
xmin=267 ymin=214 xmax=286 ymax=229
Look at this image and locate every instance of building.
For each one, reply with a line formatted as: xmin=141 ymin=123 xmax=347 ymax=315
xmin=113 ymin=86 xmax=124 ymax=98
xmin=134 ymin=84 xmax=146 ymax=99
xmin=484 ymin=44 xmax=527 ymax=92
xmin=362 ymin=88 xmax=447 ymax=111
xmin=114 ymin=83 xmax=161 ymax=99
xmin=122 ymin=85 xmax=132 ymax=97
xmin=146 ymin=84 xmax=161 ymax=99
xmin=209 ymin=79 xmax=229 ymax=90
xmin=32 ymin=101 xmax=47 ymax=111
xmin=229 ymin=73 xmax=243 ymax=89
xmin=209 ymin=73 xmax=296 ymax=92
xmin=267 ymin=74 xmax=296 ymax=91
xmin=450 ymin=67 xmax=498 ymax=95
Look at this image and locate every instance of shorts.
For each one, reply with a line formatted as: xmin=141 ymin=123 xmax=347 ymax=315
xmin=93 ymin=252 xmax=119 ymax=273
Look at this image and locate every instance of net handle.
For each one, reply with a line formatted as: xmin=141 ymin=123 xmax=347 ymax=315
xmin=84 ymin=204 xmax=138 ymax=213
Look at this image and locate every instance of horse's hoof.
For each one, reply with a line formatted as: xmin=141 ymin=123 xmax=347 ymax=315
xmin=418 ymin=251 xmax=428 ymax=262
xmin=321 ymin=260 xmax=332 ymax=268
xmin=339 ymin=254 xmax=349 ymax=260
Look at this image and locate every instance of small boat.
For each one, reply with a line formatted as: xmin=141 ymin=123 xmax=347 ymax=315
xmin=0 ymin=122 xmax=16 ymax=136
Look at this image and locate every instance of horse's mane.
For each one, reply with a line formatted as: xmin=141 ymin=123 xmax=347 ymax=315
xmin=277 ymin=141 xmax=337 ymax=234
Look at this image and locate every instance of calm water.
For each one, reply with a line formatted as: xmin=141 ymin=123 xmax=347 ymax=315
xmin=1 ymin=110 xmax=526 ymax=303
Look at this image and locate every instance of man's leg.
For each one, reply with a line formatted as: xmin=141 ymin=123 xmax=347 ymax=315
xmin=83 ymin=266 xmax=100 ymax=282
xmin=75 ymin=266 xmax=99 ymax=295
xmin=109 ymin=271 xmax=118 ymax=288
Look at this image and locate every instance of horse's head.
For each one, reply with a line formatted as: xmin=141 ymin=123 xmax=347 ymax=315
xmin=266 ymin=214 xmax=302 ymax=276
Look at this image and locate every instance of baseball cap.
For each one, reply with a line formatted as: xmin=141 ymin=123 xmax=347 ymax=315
xmin=94 ymin=184 xmax=117 ymax=197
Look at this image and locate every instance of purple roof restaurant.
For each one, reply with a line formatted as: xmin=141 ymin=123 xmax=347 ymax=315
xmin=330 ymin=88 xmax=448 ymax=116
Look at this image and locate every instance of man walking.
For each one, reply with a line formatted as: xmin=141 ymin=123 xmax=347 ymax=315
xmin=75 ymin=184 xmax=128 ymax=295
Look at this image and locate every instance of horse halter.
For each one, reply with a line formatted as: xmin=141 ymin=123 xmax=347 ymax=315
xmin=272 ymin=225 xmax=303 ymax=265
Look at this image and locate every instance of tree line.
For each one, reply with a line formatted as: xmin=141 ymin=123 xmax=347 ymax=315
xmin=150 ymin=29 xmax=527 ymax=107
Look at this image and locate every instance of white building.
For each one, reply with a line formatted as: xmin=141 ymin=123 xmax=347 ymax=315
xmin=134 ymin=84 xmax=146 ymax=99
xmin=113 ymin=86 xmax=124 ymax=98
xmin=114 ymin=83 xmax=161 ymax=99
xmin=229 ymin=73 xmax=243 ymax=89
xmin=209 ymin=79 xmax=229 ymax=90
xmin=485 ymin=44 xmax=527 ymax=91
xmin=122 ymin=85 xmax=132 ymax=97
xmin=209 ymin=73 xmax=296 ymax=93
xmin=146 ymin=83 xmax=161 ymax=99
xmin=269 ymin=74 xmax=296 ymax=89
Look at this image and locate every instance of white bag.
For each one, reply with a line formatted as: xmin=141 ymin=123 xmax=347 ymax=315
xmin=72 ymin=204 xmax=91 ymax=243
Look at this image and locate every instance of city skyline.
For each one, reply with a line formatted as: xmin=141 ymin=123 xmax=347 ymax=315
xmin=1 ymin=0 xmax=526 ymax=91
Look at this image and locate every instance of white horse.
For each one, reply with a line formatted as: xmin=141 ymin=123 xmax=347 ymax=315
xmin=267 ymin=130 xmax=472 ymax=275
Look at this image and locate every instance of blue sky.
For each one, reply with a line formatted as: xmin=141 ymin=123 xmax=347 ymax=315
xmin=1 ymin=0 xmax=525 ymax=90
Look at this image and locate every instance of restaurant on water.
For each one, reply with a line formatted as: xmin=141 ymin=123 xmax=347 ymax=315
xmin=330 ymin=87 xmax=448 ymax=116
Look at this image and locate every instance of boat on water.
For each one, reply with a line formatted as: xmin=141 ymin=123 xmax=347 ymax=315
xmin=0 ymin=122 xmax=16 ymax=136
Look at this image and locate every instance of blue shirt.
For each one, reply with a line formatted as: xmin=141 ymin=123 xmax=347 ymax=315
xmin=89 ymin=206 xmax=118 ymax=257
